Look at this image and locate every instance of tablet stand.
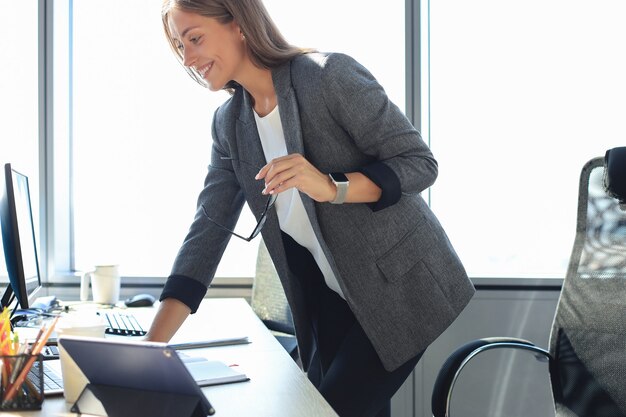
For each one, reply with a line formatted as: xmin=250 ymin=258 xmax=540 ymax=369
xmin=71 ymin=383 xmax=215 ymax=417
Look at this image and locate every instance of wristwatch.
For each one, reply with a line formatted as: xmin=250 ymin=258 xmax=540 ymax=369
xmin=329 ymin=172 xmax=349 ymax=204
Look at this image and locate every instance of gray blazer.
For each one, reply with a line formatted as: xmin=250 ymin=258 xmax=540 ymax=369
xmin=170 ymin=52 xmax=475 ymax=372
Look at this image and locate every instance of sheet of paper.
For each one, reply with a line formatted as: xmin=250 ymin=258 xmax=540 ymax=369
xmin=168 ymin=335 xmax=250 ymax=350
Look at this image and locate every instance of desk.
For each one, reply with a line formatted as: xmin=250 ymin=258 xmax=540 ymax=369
xmin=7 ymin=298 xmax=338 ymax=417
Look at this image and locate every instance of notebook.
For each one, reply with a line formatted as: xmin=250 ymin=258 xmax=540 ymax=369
xmin=58 ymin=336 xmax=216 ymax=416
xmin=179 ymin=353 xmax=249 ymax=386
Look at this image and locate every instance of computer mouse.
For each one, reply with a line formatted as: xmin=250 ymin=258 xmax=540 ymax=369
xmin=124 ymin=293 xmax=156 ymax=308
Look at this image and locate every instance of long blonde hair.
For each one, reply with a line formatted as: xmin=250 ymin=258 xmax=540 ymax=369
xmin=162 ymin=0 xmax=313 ymax=89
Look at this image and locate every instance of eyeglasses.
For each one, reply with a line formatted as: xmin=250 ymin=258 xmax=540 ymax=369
xmin=200 ymin=157 xmax=277 ymax=242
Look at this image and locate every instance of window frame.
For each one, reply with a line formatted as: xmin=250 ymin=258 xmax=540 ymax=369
xmin=38 ymin=0 xmax=560 ymax=289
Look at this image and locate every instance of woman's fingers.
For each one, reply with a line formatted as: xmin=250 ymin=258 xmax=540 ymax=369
xmin=256 ymin=154 xmax=297 ymax=180
xmin=258 ymin=154 xmax=334 ymax=202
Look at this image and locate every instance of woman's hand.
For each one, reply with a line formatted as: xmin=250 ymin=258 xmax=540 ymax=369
xmin=144 ymin=298 xmax=191 ymax=343
xmin=256 ymin=154 xmax=336 ymax=202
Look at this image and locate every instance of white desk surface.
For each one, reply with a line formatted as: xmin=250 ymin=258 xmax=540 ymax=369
xmin=4 ymin=298 xmax=337 ymax=417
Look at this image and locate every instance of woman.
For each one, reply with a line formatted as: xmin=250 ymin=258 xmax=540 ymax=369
xmin=146 ymin=1 xmax=475 ymax=416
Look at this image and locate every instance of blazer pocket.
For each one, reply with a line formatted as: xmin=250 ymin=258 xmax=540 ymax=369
xmin=376 ymin=221 xmax=431 ymax=283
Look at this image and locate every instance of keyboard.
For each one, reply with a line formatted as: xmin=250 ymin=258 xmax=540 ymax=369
xmin=28 ymin=360 xmax=64 ymax=396
xmin=97 ymin=311 xmax=147 ymax=336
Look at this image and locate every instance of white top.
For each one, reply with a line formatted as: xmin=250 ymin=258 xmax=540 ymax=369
xmin=253 ymin=106 xmax=345 ymax=298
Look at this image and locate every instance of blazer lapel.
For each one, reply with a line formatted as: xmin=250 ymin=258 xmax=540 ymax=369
xmin=272 ymin=64 xmax=304 ymax=156
xmin=236 ymin=91 xmax=266 ymax=172
xmin=236 ymin=63 xmax=304 ymax=166
xmin=271 ymin=62 xmax=321 ymax=233
xmin=235 ymin=90 xmax=267 ymax=215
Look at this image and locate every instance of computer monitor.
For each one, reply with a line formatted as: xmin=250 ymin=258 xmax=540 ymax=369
xmin=0 ymin=163 xmax=42 ymax=310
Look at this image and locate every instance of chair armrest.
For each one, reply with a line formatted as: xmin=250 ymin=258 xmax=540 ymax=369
xmin=431 ymin=337 xmax=552 ymax=417
xmin=262 ymin=319 xmax=295 ymax=336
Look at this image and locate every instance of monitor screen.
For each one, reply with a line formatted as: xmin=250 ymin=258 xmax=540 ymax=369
xmin=0 ymin=163 xmax=42 ymax=309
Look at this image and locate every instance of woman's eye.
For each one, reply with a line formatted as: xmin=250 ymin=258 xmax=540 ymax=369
xmin=190 ymin=36 xmax=202 ymax=44
xmin=175 ymin=41 xmax=184 ymax=51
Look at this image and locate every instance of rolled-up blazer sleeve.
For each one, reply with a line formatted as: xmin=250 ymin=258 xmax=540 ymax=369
xmin=319 ymin=53 xmax=438 ymax=197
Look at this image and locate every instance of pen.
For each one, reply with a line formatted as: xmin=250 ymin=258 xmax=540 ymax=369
xmin=1 ymin=316 xmax=59 ymax=405
xmin=28 ymin=327 xmax=45 ymax=354
xmin=9 ymin=343 xmax=29 ymax=384
xmin=11 ymin=332 xmax=18 ymax=354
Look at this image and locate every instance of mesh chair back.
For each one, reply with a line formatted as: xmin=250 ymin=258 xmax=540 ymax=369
xmin=251 ymin=239 xmax=295 ymax=335
xmin=549 ymin=157 xmax=626 ymax=416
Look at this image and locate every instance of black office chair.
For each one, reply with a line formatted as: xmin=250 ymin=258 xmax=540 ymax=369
xmin=432 ymin=147 xmax=626 ymax=417
xmin=250 ymin=239 xmax=299 ymax=362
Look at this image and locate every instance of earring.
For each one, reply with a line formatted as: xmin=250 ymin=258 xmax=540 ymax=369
xmin=241 ymin=33 xmax=246 ymax=41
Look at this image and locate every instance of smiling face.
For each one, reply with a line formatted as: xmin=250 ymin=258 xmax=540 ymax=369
xmin=167 ymin=8 xmax=248 ymax=91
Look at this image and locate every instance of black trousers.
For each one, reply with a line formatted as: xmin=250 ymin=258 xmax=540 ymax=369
xmin=282 ymin=233 xmax=424 ymax=417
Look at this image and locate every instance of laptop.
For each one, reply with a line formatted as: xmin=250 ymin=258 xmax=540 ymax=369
xmin=58 ymin=336 xmax=216 ymax=416
xmin=28 ymin=359 xmax=65 ymax=396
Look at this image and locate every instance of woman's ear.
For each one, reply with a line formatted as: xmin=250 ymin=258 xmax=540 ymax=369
xmin=230 ymin=20 xmax=245 ymax=40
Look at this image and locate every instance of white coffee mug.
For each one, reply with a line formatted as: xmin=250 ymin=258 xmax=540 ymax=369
xmin=57 ymin=315 xmax=107 ymax=403
xmin=80 ymin=264 xmax=121 ymax=305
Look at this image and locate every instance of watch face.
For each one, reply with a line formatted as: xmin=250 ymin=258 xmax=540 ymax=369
xmin=330 ymin=172 xmax=349 ymax=183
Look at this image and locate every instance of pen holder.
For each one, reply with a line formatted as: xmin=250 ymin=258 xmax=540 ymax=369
xmin=0 ymin=354 xmax=44 ymax=411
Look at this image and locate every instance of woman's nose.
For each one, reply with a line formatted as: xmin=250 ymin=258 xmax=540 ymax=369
xmin=182 ymin=48 xmax=195 ymax=67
